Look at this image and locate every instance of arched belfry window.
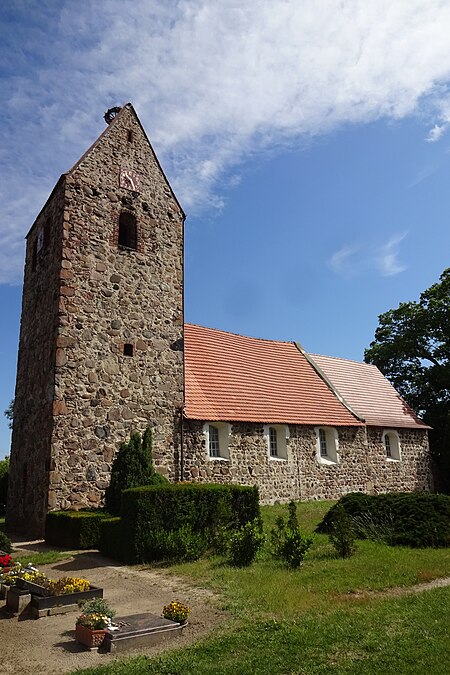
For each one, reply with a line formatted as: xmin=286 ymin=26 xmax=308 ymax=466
xmin=118 ymin=211 xmax=137 ymax=250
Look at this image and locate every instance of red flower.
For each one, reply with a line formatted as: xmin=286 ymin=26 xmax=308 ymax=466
xmin=0 ymin=554 xmax=13 ymax=568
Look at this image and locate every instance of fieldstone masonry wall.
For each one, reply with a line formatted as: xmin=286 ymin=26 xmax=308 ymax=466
xmin=8 ymin=106 xmax=184 ymax=536
xmin=7 ymin=182 xmax=66 ymax=535
xmin=183 ymin=421 xmax=432 ymax=502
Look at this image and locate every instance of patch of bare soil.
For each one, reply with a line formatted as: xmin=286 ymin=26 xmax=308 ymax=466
xmin=338 ymin=576 xmax=450 ymax=602
xmin=1 ymin=544 xmax=226 ymax=675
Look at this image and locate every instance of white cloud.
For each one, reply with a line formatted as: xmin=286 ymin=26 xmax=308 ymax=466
xmin=328 ymin=245 xmax=360 ymax=278
xmin=330 ymin=233 xmax=407 ymax=279
xmin=376 ymin=233 xmax=408 ymax=277
xmin=426 ymin=123 xmax=448 ymax=142
xmin=3 ymin=0 xmax=450 ymax=282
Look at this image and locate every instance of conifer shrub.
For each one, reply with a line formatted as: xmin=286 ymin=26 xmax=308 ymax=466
xmin=227 ymin=518 xmax=265 ymax=567
xmin=120 ymin=483 xmax=260 ymax=563
xmin=270 ymin=501 xmax=313 ymax=568
xmin=0 ymin=529 xmax=12 ymax=553
xmin=45 ymin=510 xmax=109 ymax=549
xmin=105 ymin=427 xmax=167 ymax=516
xmin=318 ymin=492 xmax=450 ymax=548
xmin=328 ymin=502 xmax=356 ymax=558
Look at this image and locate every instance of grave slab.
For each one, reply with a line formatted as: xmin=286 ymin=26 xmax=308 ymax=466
xmin=103 ymin=612 xmax=185 ymax=653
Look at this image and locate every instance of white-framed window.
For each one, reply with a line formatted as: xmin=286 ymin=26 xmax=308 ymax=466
xmin=315 ymin=427 xmax=339 ymax=465
xmin=264 ymin=424 xmax=289 ymax=460
xmin=382 ymin=430 xmax=401 ymax=461
xmin=203 ymin=422 xmax=230 ymax=460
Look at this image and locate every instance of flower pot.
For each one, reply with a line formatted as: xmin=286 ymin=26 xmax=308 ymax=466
xmin=75 ymin=623 xmax=106 ymax=648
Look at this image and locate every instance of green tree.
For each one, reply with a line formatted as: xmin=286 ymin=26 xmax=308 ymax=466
xmin=105 ymin=427 xmax=167 ymax=515
xmin=4 ymin=399 xmax=13 ymax=430
xmin=0 ymin=456 xmax=9 ymax=515
xmin=365 ymin=268 xmax=450 ymax=491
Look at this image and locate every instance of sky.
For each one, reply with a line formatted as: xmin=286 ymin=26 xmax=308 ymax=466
xmin=2 ymin=0 xmax=450 ymax=457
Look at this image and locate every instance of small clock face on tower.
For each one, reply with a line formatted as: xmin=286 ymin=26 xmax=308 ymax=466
xmin=119 ymin=168 xmax=141 ymax=193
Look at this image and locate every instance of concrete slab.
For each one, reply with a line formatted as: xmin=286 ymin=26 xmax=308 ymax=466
xmin=103 ymin=613 xmax=185 ymax=653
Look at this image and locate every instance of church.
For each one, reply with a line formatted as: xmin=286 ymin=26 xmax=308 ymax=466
xmin=6 ymin=104 xmax=432 ymax=537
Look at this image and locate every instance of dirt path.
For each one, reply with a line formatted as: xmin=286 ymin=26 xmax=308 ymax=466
xmin=1 ymin=545 xmax=226 ymax=675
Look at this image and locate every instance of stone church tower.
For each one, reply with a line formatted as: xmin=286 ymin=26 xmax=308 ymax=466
xmin=7 ymin=105 xmax=185 ymax=537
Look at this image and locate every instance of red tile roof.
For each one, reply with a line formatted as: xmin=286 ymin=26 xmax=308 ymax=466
xmin=310 ymin=354 xmax=430 ymax=429
xmin=184 ymin=324 xmax=362 ymax=426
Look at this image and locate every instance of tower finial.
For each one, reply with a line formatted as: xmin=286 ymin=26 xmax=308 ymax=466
xmin=104 ymin=106 xmax=122 ymax=125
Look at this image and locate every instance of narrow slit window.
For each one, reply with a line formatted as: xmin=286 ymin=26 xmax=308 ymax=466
xmin=269 ymin=427 xmax=278 ymax=457
xmin=123 ymin=343 xmax=134 ymax=357
xmin=319 ymin=428 xmax=328 ymax=456
xmin=127 ymin=129 xmax=134 ymax=143
xmin=385 ymin=434 xmax=392 ymax=457
xmin=118 ymin=211 xmax=137 ymax=249
xmin=209 ymin=425 xmax=220 ymax=457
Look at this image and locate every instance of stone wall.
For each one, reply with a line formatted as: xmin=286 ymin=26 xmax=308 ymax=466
xmin=183 ymin=420 xmax=432 ymax=502
xmin=8 ymin=106 xmax=184 ymax=536
xmin=7 ymin=181 xmax=65 ymax=535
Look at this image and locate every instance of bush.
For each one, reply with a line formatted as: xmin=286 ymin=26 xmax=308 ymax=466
xmin=80 ymin=597 xmax=115 ymax=618
xmin=121 ymin=483 xmax=260 ymax=563
xmin=98 ymin=517 xmax=124 ymax=559
xmin=45 ymin=510 xmax=110 ymax=549
xmin=144 ymin=525 xmax=209 ymax=562
xmin=318 ymin=492 xmax=450 ymax=548
xmin=227 ymin=518 xmax=265 ymax=567
xmin=105 ymin=428 xmax=166 ymax=516
xmin=0 ymin=529 xmax=12 ymax=553
xmin=328 ymin=503 xmax=356 ymax=558
xmin=270 ymin=501 xmax=313 ymax=568
xmin=0 ymin=457 xmax=9 ymax=516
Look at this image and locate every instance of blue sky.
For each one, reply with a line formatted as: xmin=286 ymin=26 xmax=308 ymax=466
xmin=2 ymin=1 xmax=450 ymax=457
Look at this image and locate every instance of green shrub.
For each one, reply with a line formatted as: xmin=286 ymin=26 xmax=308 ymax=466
xmin=79 ymin=597 xmax=116 ymax=618
xmin=98 ymin=517 xmax=124 ymax=559
xmin=105 ymin=428 xmax=164 ymax=516
xmin=270 ymin=501 xmax=313 ymax=568
xmin=121 ymin=483 xmax=260 ymax=563
xmin=227 ymin=519 xmax=265 ymax=567
xmin=145 ymin=525 xmax=209 ymax=562
xmin=328 ymin=503 xmax=356 ymax=558
xmin=318 ymin=492 xmax=450 ymax=548
xmin=0 ymin=529 xmax=12 ymax=553
xmin=45 ymin=510 xmax=109 ymax=549
xmin=0 ymin=457 xmax=9 ymax=516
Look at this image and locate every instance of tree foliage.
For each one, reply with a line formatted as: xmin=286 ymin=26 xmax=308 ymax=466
xmin=365 ymin=268 xmax=450 ymax=491
xmin=104 ymin=427 xmax=166 ymax=516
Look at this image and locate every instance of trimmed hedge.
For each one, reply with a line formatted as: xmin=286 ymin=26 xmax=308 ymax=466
xmin=317 ymin=492 xmax=450 ymax=548
xmin=45 ymin=510 xmax=110 ymax=549
xmin=99 ymin=517 xmax=124 ymax=559
xmin=120 ymin=482 xmax=260 ymax=563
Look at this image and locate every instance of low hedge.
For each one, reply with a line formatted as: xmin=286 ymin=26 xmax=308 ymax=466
xmin=45 ymin=510 xmax=110 ymax=549
xmin=120 ymin=482 xmax=260 ymax=563
xmin=317 ymin=492 xmax=450 ymax=548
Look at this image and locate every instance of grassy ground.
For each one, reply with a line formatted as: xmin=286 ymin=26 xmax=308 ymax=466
xmin=65 ymin=500 xmax=450 ymax=674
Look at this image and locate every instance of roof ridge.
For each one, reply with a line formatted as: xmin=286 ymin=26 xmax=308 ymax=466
xmin=185 ymin=322 xmax=294 ymax=345
xmin=311 ymin=353 xmax=376 ymax=367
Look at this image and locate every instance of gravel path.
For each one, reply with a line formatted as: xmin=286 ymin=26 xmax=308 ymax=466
xmin=1 ymin=545 xmax=225 ymax=675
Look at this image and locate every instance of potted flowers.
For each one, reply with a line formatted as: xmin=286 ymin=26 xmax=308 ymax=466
xmin=75 ymin=598 xmax=116 ymax=649
xmin=0 ymin=551 xmax=13 ymax=573
xmin=163 ymin=599 xmax=191 ymax=625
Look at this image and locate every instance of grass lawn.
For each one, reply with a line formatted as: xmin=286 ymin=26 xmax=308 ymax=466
xmin=68 ymin=500 xmax=450 ymax=675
